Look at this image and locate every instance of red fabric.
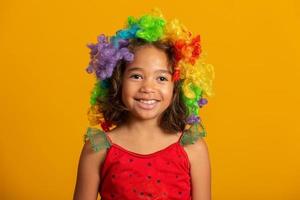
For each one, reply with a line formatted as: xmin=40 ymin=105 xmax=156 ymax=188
xmin=99 ymin=132 xmax=192 ymax=200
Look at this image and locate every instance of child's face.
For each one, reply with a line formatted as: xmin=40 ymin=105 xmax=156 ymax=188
xmin=122 ymin=45 xmax=174 ymax=122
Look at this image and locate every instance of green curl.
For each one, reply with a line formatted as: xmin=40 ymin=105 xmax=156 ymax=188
xmin=90 ymin=80 xmax=109 ymax=106
xmin=180 ymin=122 xmax=206 ymax=145
xmin=127 ymin=14 xmax=166 ymax=42
xmin=181 ymin=84 xmax=204 ymax=116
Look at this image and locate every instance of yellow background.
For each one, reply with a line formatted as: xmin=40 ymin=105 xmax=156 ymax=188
xmin=1 ymin=0 xmax=299 ymax=199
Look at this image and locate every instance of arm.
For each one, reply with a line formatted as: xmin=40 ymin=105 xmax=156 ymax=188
xmin=188 ymin=138 xmax=211 ymax=200
xmin=73 ymin=140 xmax=107 ymax=200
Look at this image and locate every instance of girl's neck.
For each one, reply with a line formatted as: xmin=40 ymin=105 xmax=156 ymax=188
xmin=120 ymin=116 xmax=171 ymax=139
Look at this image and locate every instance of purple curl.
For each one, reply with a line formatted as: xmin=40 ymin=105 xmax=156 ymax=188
xmin=85 ymin=34 xmax=134 ymax=80
xmin=186 ymin=115 xmax=201 ymax=124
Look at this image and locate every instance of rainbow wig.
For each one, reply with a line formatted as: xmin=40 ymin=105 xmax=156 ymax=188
xmin=84 ymin=8 xmax=214 ymax=144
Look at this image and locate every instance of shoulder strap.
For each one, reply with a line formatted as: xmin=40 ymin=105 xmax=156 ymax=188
xmin=83 ymin=127 xmax=112 ymax=152
xmin=179 ymin=123 xmax=206 ymax=146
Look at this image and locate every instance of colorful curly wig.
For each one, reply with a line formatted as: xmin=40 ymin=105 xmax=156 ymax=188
xmin=85 ymin=8 xmax=215 ymax=140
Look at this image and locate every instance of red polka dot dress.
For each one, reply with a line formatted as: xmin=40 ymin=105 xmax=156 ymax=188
xmin=84 ymin=127 xmax=202 ymax=200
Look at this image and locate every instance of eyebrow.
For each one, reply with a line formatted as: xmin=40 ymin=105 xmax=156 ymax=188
xmin=126 ymin=67 xmax=172 ymax=74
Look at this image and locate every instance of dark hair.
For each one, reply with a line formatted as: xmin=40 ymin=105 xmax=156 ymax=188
xmin=100 ymin=38 xmax=188 ymax=133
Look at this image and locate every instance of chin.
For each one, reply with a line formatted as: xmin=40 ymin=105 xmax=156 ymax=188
xmin=133 ymin=113 xmax=159 ymax=121
xmin=129 ymin=110 xmax=163 ymax=121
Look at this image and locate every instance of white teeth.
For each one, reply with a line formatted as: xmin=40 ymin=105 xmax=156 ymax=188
xmin=138 ymin=99 xmax=156 ymax=104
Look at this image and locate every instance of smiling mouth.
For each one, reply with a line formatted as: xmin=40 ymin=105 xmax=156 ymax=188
xmin=134 ymin=98 xmax=160 ymax=109
xmin=134 ymin=98 xmax=160 ymax=104
xmin=136 ymin=99 xmax=157 ymax=104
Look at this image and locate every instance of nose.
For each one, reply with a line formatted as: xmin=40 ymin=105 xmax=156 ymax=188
xmin=139 ymin=79 xmax=155 ymax=93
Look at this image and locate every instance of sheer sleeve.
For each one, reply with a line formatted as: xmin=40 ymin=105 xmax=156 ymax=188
xmin=83 ymin=127 xmax=112 ymax=152
xmin=180 ymin=123 xmax=206 ymax=146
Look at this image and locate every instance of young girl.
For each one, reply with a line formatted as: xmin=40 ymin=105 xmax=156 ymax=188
xmin=74 ymin=8 xmax=214 ymax=200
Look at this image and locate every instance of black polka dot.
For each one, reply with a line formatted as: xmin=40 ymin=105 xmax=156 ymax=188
xmin=140 ymin=192 xmax=144 ymax=195
xmin=147 ymin=175 xmax=152 ymax=179
xmin=129 ymin=158 xmax=133 ymax=162
xmin=148 ymin=193 xmax=153 ymax=197
xmin=178 ymin=191 xmax=182 ymax=195
xmin=147 ymin=162 xmax=152 ymax=167
xmin=156 ymin=179 xmax=161 ymax=183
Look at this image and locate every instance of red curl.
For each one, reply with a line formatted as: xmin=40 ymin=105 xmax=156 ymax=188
xmin=173 ymin=34 xmax=202 ymax=65
xmin=172 ymin=69 xmax=180 ymax=81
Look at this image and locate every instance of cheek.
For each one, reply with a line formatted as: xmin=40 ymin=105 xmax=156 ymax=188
xmin=121 ymin=80 xmax=137 ymax=103
xmin=162 ymin=84 xmax=174 ymax=103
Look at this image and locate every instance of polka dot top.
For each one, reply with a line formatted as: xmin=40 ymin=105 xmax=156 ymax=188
xmin=83 ymin=127 xmax=204 ymax=200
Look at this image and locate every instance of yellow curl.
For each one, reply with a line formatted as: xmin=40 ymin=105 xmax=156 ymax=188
xmin=145 ymin=8 xmax=191 ymax=43
xmin=87 ymin=104 xmax=104 ymax=126
xmin=182 ymin=79 xmax=196 ymax=99
xmin=180 ymin=58 xmax=215 ymax=97
xmin=162 ymin=18 xmax=191 ymax=43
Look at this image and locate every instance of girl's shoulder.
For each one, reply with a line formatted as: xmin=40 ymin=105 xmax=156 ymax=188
xmin=83 ymin=127 xmax=112 ymax=153
xmin=83 ymin=125 xmax=206 ymax=152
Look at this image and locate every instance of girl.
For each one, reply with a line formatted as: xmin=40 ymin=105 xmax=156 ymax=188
xmin=74 ymin=8 xmax=214 ymax=200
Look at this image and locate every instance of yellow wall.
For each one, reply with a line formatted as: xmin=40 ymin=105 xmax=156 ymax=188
xmin=1 ymin=0 xmax=299 ymax=199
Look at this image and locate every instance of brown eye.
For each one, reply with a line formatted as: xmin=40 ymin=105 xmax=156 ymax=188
xmin=130 ymin=74 xmax=142 ymax=79
xmin=158 ymin=76 xmax=168 ymax=81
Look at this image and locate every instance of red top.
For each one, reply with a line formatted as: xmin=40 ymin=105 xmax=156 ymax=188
xmin=99 ymin=132 xmax=191 ymax=200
